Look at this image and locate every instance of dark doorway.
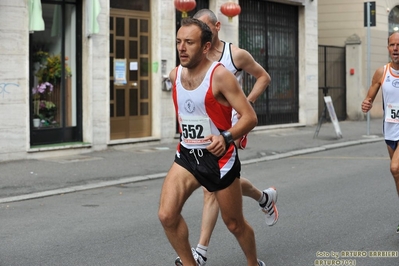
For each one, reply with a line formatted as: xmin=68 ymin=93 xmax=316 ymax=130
xmin=239 ymin=0 xmax=299 ymax=125
xmin=318 ymin=45 xmax=347 ymax=121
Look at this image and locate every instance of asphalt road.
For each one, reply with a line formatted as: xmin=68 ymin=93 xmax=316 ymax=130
xmin=1 ymin=141 xmax=398 ymax=266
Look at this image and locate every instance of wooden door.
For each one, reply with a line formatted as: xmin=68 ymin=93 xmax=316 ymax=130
xmin=110 ymin=10 xmax=151 ymax=139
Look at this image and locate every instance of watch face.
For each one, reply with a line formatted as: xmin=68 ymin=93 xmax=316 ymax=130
xmin=222 ymin=131 xmax=233 ymax=144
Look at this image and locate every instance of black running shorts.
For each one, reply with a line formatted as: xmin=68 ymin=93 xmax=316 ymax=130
xmin=174 ymin=144 xmax=241 ymax=192
xmin=386 ymin=140 xmax=399 ymax=151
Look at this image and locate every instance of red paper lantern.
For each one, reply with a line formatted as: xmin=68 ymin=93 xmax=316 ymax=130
xmin=174 ymin=0 xmax=196 ymax=18
xmin=220 ymin=2 xmax=241 ymax=22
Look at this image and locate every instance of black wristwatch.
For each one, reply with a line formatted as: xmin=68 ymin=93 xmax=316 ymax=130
xmin=221 ymin=131 xmax=234 ymax=146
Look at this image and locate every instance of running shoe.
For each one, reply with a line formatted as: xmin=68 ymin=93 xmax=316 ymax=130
xmin=258 ymin=259 xmax=266 ymax=266
xmin=174 ymin=257 xmax=182 ymax=266
xmin=260 ymin=187 xmax=278 ymax=226
xmin=396 ymin=224 xmax=399 ymax=234
xmin=174 ymin=247 xmax=207 ymax=266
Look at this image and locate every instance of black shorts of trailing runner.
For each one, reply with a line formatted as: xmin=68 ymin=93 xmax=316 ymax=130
xmin=386 ymin=139 xmax=399 ymax=151
xmin=175 ymin=143 xmax=241 ymax=192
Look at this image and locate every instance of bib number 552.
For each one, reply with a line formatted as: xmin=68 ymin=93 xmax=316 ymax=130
xmin=182 ymin=124 xmax=204 ymax=139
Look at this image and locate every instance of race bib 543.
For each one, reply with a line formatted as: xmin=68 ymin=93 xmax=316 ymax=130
xmin=385 ymin=103 xmax=399 ymax=123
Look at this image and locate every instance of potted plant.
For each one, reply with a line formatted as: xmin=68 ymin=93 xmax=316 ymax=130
xmin=35 ymin=53 xmax=72 ymax=84
xmin=32 ymin=82 xmax=55 ymax=127
xmin=32 ymin=115 xmax=40 ymax=128
xmin=32 ymin=51 xmax=72 ymax=127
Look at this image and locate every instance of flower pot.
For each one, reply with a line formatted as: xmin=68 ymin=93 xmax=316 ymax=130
xmin=33 ymin=118 xmax=40 ymax=128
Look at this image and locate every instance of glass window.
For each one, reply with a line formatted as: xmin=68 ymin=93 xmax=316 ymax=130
xmin=30 ymin=0 xmax=80 ymax=145
xmin=110 ymin=0 xmax=150 ymax=11
xmin=389 ymin=6 xmax=399 ymax=35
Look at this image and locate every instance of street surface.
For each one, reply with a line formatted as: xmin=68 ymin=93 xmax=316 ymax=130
xmin=1 ymin=141 xmax=398 ymax=266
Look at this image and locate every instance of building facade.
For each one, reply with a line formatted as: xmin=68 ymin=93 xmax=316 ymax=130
xmin=318 ymin=0 xmax=399 ymax=120
xmin=0 ymin=0 xmax=317 ymax=162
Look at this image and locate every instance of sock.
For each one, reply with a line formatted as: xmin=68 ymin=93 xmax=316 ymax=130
xmin=196 ymin=244 xmax=208 ymax=258
xmin=258 ymin=191 xmax=269 ymax=207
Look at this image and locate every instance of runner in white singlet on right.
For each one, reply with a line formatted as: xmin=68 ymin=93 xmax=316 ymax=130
xmin=362 ymin=31 xmax=399 ymax=234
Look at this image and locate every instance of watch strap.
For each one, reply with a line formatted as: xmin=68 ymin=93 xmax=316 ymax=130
xmin=221 ymin=131 xmax=233 ymax=145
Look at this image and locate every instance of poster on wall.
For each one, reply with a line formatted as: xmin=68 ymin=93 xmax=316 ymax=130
xmin=114 ymin=59 xmax=127 ymax=85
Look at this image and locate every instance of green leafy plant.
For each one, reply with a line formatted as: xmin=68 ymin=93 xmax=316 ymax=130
xmin=35 ymin=53 xmax=72 ymax=84
xmin=32 ymin=51 xmax=72 ymax=127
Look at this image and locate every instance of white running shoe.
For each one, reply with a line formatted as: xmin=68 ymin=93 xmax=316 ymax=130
xmin=258 ymin=259 xmax=266 ymax=266
xmin=260 ymin=187 xmax=278 ymax=226
xmin=174 ymin=247 xmax=207 ymax=266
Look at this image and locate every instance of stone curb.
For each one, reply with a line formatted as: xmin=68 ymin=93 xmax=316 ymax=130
xmin=0 ymin=137 xmax=384 ymax=204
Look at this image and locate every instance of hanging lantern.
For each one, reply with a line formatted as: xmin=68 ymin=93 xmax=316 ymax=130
xmin=174 ymin=0 xmax=196 ymax=18
xmin=220 ymin=2 xmax=241 ymax=22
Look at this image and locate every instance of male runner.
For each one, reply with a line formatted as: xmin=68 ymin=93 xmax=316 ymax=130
xmin=175 ymin=9 xmax=277 ymax=266
xmin=362 ymin=31 xmax=399 ymax=234
xmin=158 ymin=17 xmax=266 ymax=266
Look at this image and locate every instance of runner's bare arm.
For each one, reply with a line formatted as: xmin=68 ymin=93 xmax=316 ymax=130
xmin=204 ymin=67 xmax=256 ymax=156
xmin=362 ymin=66 xmax=384 ymax=113
xmin=169 ymin=67 xmax=177 ymax=84
xmin=213 ymin=66 xmax=257 ymax=139
xmin=231 ymin=46 xmax=270 ymax=103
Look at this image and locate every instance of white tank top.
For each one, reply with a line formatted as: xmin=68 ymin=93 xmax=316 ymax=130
xmin=219 ymin=42 xmax=244 ymax=125
xmin=381 ymin=64 xmax=399 ymax=141
xmin=173 ymin=62 xmax=233 ymax=149
xmin=218 ymin=41 xmax=243 ymax=84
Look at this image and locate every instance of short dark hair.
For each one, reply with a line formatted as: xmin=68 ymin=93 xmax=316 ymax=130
xmin=193 ymin=9 xmax=218 ymax=25
xmin=180 ymin=17 xmax=212 ymax=46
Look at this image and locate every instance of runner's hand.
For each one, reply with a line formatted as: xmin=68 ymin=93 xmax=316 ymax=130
xmin=361 ymin=98 xmax=372 ymax=113
xmin=206 ymin=135 xmax=226 ymax=157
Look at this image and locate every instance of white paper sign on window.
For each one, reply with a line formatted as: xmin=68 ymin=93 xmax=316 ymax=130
xmin=130 ymin=62 xmax=138 ymax=71
xmin=114 ymin=59 xmax=127 ymax=85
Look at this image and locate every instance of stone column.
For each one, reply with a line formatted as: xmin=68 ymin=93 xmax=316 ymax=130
xmin=345 ymin=34 xmax=363 ymax=120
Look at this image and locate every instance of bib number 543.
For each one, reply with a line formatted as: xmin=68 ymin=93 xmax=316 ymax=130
xmin=391 ymin=109 xmax=399 ymax=119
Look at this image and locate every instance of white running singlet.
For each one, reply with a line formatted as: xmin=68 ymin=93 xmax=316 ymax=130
xmin=219 ymin=42 xmax=244 ymax=128
xmin=218 ymin=41 xmax=243 ymax=84
xmin=381 ymin=64 xmax=399 ymax=141
xmin=173 ymin=62 xmax=233 ymax=149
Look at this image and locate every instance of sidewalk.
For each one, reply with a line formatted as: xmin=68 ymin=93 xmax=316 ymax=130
xmin=0 ymin=119 xmax=384 ymax=203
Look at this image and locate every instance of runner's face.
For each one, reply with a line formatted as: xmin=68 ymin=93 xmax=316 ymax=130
xmin=388 ymin=33 xmax=399 ymax=64
xmin=176 ymin=25 xmax=205 ymax=68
